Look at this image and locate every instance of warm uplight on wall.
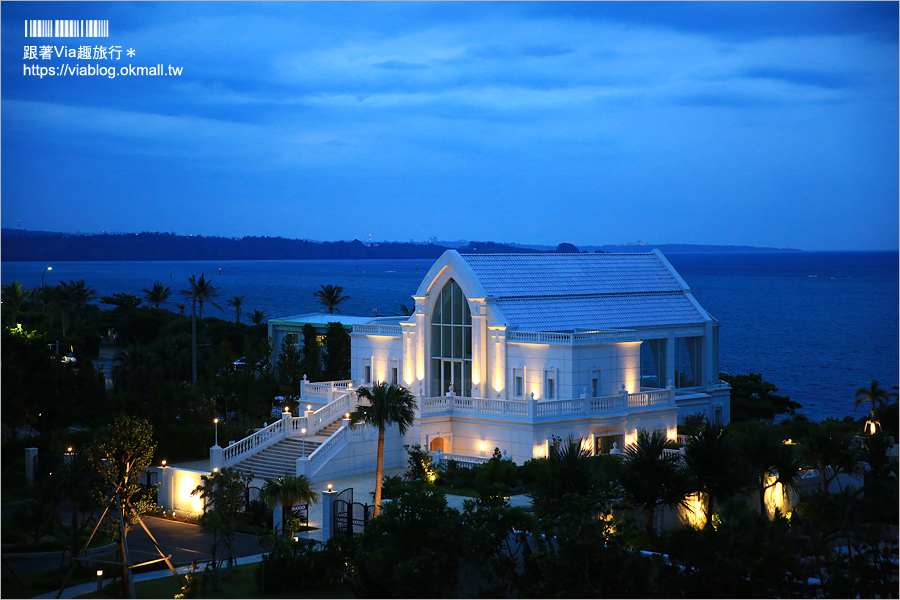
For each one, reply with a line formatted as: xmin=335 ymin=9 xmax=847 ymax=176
xmin=685 ymin=493 xmax=705 ymax=529
xmin=479 ymin=441 xmax=487 ymax=452
xmin=178 ymin=473 xmax=203 ymax=513
xmin=624 ymin=434 xmax=634 ymax=446
xmin=472 ymin=368 xmax=480 ymax=387
xmin=667 ymin=429 xmax=677 ymax=441
xmin=533 ymin=445 xmax=544 ymax=458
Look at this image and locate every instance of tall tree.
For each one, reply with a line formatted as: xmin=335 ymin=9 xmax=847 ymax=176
xmin=732 ymin=421 xmax=804 ymax=517
xmin=1 ymin=281 xmax=31 ymax=326
xmin=142 ymin=281 xmax=172 ymax=309
xmin=226 ymin=295 xmax=246 ymax=324
xmin=854 ymin=379 xmax=890 ymax=426
xmin=246 ymin=309 xmax=269 ymax=325
xmin=351 ymin=382 xmax=418 ymax=516
xmin=799 ymin=420 xmax=861 ymax=493
xmin=299 ymin=323 xmax=322 ymax=381
xmin=259 ymin=475 xmax=320 ymax=540
xmin=323 ymin=321 xmax=351 ymax=381
xmin=50 ymin=279 xmax=97 ymax=337
xmin=100 ymin=293 xmax=142 ymax=311
xmin=192 ymin=468 xmax=252 ymax=585
xmin=180 ymin=274 xmax=220 ymax=383
xmin=314 ymin=284 xmax=349 ymax=314
xmin=619 ymin=429 xmax=688 ymax=545
xmin=683 ymin=423 xmax=748 ymax=528
xmin=88 ymin=415 xmax=157 ymax=591
xmin=277 ymin=335 xmax=304 ymax=401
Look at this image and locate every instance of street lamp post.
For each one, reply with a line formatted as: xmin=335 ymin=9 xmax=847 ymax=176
xmin=301 ymin=428 xmax=307 ymax=457
xmin=41 ymin=266 xmax=52 ymax=313
xmin=214 ymin=418 xmax=219 ymax=447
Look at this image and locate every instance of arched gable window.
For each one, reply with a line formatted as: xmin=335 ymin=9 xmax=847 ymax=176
xmin=429 ymin=279 xmax=472 ymax=397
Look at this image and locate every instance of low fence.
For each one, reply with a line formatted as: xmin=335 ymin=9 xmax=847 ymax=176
xmin=422 ymin=387 xmax=674 ymax=423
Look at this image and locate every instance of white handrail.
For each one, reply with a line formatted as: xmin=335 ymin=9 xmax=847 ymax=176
xmin=222 ymin=419 xmax=285 ymax=467
xmin=507 ymin=329 xmax=636 ymax=345
xmin=305 ymin=422 xmax=375 ymax=477
xmin=352 ymin=324 xmax=402 ymax=337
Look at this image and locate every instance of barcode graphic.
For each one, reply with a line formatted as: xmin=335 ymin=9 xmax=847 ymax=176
xmin=24 ymin=19 xmax=109 ymax=38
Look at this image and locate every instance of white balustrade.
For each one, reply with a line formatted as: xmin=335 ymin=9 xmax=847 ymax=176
xmin=351 ymin=324 xmax=402 ymax=337
xmin=432 ymin=452 xmax=491 ymax=467
xmin=305 ymin=422 xmax=374 ymax=477
xmin=222 ymin=419 xmax=285 ymax=467
xmin=507 ymin=329 xmax=637 ymax=345
xmin=421 ymin=387 xmax=672 ymax=423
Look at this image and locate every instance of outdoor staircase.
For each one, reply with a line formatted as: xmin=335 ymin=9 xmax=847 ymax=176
xmin=231 ymin=416 xmax=346 ymax=481
xmin=232 ymin=439 xmax=319 ymax=481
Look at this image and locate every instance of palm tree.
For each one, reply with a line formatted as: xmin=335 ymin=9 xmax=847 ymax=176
xmin=314 ymin=284 xmax=349 ymax=314
xmin=226 ymin=295 xmax=246 ymax=324
xmin=351 ymin=382 xmax=417 ymax=517
xmin=734 ymin=421 xmax=803 ymax=517
xmin=683 ymin=423 xmax=748 ymax=529
xmin=619 ymin=429 xmax=687 ymax=545
xmin=854 ymin=379 xmax=889 ymax=426
xmin=181 ymin=274 xmax=220 ymax=320
xmin=180 ymin=274 xmax=220 ymax=383
xmin=142 ymin=281 xmax=172 ymax=309
xmin=799 ymin=420 xmax=860 ymax=493
xmin=50 ymin=279 xmax=97 ymax=337
xmin=246 ymin=309 xmax=269 ymax=325
xmin=260 ymin=475 xmax=320 ymax=540
xmin=1 ymin=281 xmax=31 ymax=326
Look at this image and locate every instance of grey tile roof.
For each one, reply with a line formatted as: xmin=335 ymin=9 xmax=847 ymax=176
xmin=458 ymin=253 xmax=708 ymax=330
xmin=495 ymin=293 xmax=705 ymax=331
xmin=461 ymin=253 xmax=683 ymax=297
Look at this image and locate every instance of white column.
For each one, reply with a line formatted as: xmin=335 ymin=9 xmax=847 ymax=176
xmin=210 ymin=446 xmax=224 ymax=471
xmin=321 ymin=488 xmax=338 ymax=543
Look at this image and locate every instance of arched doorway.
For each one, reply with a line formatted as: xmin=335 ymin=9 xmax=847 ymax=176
xmin=430 ymin=436 xmax=447 ymax=453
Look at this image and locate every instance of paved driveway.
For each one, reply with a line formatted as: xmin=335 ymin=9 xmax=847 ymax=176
xmin=123 ymin=516 xmax=267 ymax=567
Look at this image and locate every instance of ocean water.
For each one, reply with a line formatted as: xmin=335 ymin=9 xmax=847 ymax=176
xmin=3 ymin=252 xmax=897 ymax=422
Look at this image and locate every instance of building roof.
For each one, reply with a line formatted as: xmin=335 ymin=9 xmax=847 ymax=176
xmin=456 ymin=250 xmax=711 ymax=331
xmin=268 ymin=313 xmax=376 ymax=328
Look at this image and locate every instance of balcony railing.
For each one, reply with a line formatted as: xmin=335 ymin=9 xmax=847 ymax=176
xmin=422 ymin=387 xmax=674 ymax=423
xmin=352 ymin=324 xmax=402 ymax=337
xmin=507 ymin=329 xmax=637 ymax=345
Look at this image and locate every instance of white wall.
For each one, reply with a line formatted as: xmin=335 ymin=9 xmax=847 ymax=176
xmin=351 ymin=334 xmax=404 ymax=387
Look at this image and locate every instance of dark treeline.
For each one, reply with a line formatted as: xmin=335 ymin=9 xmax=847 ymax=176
xmin=1 ymin=230 xmax=543 ymax=261
xmin=1 ymin=229 xmax=799 ymax=262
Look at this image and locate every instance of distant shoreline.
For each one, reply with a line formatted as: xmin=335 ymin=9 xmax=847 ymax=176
xmin=1 ymin=228 xmax=804 ymax=262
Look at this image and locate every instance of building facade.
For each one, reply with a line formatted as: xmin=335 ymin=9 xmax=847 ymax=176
xmin=273 ymin=249 xmax=729 ymax=466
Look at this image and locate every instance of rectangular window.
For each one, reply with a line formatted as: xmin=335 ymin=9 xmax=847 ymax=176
xmin=391 ymin=367 xmax=398 ymax=385
xmin=362 ymin=360 xmax=372 ymax=385
xmin=513 ymin=369 xmax=524 ymax=398
xmin=545 ymin=371 xmax=556 ymax=400
xmin=675 ymin=336 xmax=703 ymax=388
xmin=641 ymin=339 xmax=666 ymax=388
xmin=714 ymin=406 xmax=723 ymax=424
xmin=591 ymin=377 xmax=599 ymax=398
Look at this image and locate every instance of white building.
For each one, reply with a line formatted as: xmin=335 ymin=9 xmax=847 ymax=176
xmin=346 ymin=249 xmax=729 ymax=463
xmin=251 ymin=249 xmax=729 ymax=475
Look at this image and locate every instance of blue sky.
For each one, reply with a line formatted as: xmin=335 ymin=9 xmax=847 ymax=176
xmin=2 ymin=2 xmax=897 ymax=250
